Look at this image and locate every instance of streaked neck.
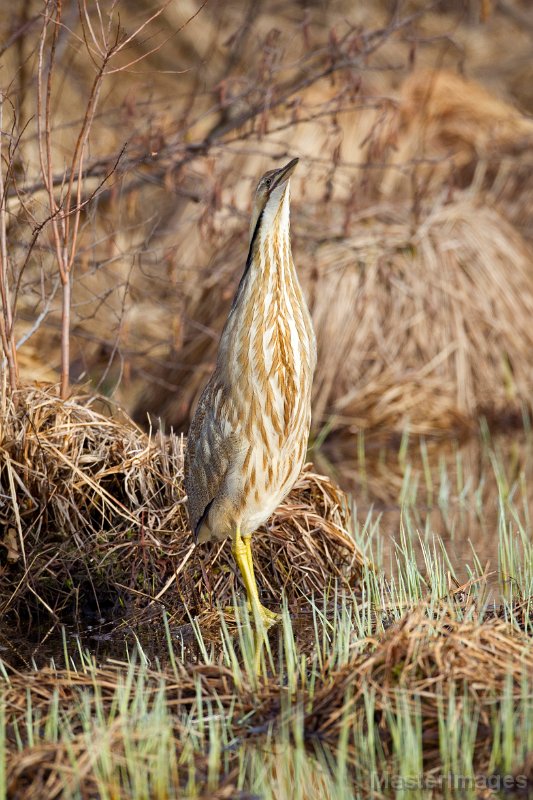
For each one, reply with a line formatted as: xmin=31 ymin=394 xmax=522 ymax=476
xmin=253 ymin=185 xmax=292 ymax=280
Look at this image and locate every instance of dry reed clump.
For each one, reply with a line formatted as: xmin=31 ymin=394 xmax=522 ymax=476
xmin=3 ymin=601 xmax=531 ymax=797
xmin=310 ymin=606 xmax=533 ymax=737
xmin=0 ymin=383 xmax=363 ymax=620
xmin=379 ymin=70 xmax=533 ymax=237
xmin=307 ymin=195 xmax=533 ymax=438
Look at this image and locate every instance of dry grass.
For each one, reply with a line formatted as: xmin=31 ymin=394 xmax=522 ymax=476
xmin=2 ymin=599 xmax=532 ymax=798
xmin=5 ymin=3 xmax=533 ymax=443
xmin=379 ymin=69 xmax=533 ymax=237
xmin=308 ymin=197 xmax=533 ymax=438
xmin=0 ymin=383 xmax=363 ymax=620
xmin=309 ymin=605 xmax=532 ymax=739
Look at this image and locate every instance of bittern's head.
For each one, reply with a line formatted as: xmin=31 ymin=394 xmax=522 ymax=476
xmin=249 ymin=158 xmax=298 ymax=242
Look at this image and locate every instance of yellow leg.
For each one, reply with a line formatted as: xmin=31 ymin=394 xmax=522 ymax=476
xmin=243 ymin=535 xmax=255 ymax=576
xmin=243 ymin=535 xmax=279 ymax=623
xmin=232 ymin=529 xmax=280 ymax=627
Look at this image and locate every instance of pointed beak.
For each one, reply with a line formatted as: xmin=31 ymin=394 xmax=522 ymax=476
xmin=270 ymin=157 xmax=299 ymax=192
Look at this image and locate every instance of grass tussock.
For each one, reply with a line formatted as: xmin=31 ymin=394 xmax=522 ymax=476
xmin=309 ymin=198 xmax=533 ymax=437
xmin=2 ymin=595 xmax=532 ymax=799
xmin=0 ymin=383 xmax=363 ymax=620
xmin=380 ymin=69 xmax=533 ymax=207
xmin=1 ymin=415 xmax=532 ymax=798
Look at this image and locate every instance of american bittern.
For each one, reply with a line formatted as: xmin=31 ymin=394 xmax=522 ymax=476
xmin=185 ymin=158 xmax=316 ymax=626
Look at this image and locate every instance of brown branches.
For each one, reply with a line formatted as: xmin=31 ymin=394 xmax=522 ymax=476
xmin=0 ymin=95 xmax=19 ymax=390
xmin=36 ymin=0 xmax=111 ymax=398
xmin=33 ymin=0 xmax=189 ymax=399
xmin=1 ymin=0 xmax=480 ymax=425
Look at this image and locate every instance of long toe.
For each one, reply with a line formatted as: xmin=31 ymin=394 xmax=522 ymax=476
xmin=223 ymin=603 xmax=279 ymax=624
xmin=244 ymin=601 xmax=281 ymax=626
xmin=224 ymin=602 xmax=280 ymax=627
xmin=256 ymin=603 xmax=281 ymax=626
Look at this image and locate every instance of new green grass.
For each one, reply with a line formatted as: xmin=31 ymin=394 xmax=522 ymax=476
xmin=1 ymin=432 xmax=532 ymax=799
xmin=1 ymin=602 xmax=531 ymax=799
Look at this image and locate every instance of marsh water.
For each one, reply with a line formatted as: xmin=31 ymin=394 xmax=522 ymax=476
xmin=320 ymin=426 xmax=533 ymax=587
xmin=2 ymin=426 xmax=532 ymax=669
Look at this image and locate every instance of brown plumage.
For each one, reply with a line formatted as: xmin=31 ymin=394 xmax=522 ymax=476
xmin=185 ymin=158 xmax=316 ymax=624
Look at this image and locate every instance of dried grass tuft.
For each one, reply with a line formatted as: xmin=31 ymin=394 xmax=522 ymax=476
xmin=379 ymin=69 xmax=533 ymax=236
xmin=3 ymin=600 xmax=531 ymax=797
xmin=0 ymin=383 xmax=363 ymax=620
xmin=302 ymin=604 xmax=533 ymax=785
xmin=311 ymin=605 xmax=532 ymax=731
xmin=308 ymin=197 xmax=533 ymax=437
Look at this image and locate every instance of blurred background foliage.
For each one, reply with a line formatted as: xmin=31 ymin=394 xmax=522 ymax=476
xmin=3 ymin=0 xmax=533 ymax=446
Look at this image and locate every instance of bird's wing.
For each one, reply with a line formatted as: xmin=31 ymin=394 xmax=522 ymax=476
xmin=184 ymin=383 xmax=239 ymax=538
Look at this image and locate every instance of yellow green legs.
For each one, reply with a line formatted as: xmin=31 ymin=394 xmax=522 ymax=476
xmin=232 ymin=528 xmax=280 ymax=627
xmin=243 ymin=535 xmax=280 ymax=623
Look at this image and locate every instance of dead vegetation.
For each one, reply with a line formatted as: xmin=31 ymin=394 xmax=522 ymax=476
xmin=1 ymin=5 xmax=533 ymax=797
xmin=309 ymin=198 xmax=533 ymax=438
xmin=123 ymin=54 xmax=533 ymax=441
xmin=2 ymin=2 xmax=533 ymax=444
xmin=2 ymin=600 xmax=532 ymax=798
xmin=0 ymin=383 xmax=363 ymax=620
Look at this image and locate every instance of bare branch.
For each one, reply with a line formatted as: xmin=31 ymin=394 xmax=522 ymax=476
xmin=0 ymin=94 xmax=19 ymax=389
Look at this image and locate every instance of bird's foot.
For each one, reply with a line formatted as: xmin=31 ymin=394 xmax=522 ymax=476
xmin=224 ymin=601 xmax=280 ymax=627
xmin=249 ymin=601 xmax=281 ymax=627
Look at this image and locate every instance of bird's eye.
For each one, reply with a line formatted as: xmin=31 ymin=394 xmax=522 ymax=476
xmin=265 ymin=178 xmax=271 ymax=188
